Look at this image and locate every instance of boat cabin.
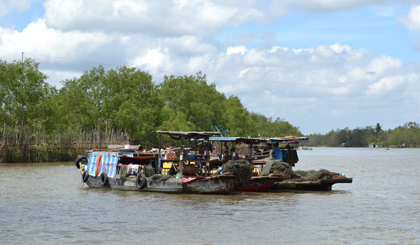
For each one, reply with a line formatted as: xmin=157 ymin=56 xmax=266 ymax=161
xmin=154 ymin=131 xmax=222 ymax=177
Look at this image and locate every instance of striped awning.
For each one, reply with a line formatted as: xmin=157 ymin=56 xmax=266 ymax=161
xmin=87 ymin=152 xmax=118 ymax=178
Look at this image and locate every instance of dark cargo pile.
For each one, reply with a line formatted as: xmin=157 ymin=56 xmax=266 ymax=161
xmin=215 ymin=160 xmax=254 ymax=183
xmin=262 ymin=160 xmax=342 ymax=181
xmin=261 ymin=160 xmax=299 ymax=179
xmin=294 ymin=169 xmax=342 ymax=181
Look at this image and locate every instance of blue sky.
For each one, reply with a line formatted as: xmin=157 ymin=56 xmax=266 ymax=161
xmin=2 ymin=0 xmax=420 ymax=135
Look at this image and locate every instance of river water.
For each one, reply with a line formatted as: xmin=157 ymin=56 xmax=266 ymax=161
xmin=0 ymin=147 xmax=419 ymax=244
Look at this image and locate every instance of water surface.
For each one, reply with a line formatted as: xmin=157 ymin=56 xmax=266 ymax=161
xmin=0 ymin=148 xmax=419 ymax=244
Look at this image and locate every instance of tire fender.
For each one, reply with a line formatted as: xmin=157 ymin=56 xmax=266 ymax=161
xmin=75 ymin=156 xmax=88 ymax=169
xmin=82 ymin=171 xmax=89 ymax=182
xmin=136 ymin=173 xmax=147 ymax=189
xmin=99 ymin=172 xmax=108 ymax=186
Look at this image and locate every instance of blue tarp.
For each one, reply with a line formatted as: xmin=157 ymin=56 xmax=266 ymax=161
xmin=87 ymin=152 xmax=118 ymax=178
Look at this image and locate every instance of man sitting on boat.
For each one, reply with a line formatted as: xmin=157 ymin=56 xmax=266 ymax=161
xmin=253 ymin=146 xmax=261 ymax=154
xmin=272 ymin=142 xmax=283 ymax=160
xmin=221 ymin=150 xmax=230 ymax=163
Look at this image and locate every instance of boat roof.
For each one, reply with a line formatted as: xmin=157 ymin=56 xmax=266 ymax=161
xmin=209 ymin=136 xmax=309 ymax=144
xmin=154 ymin=131 xmax=222 ymax=138
xmin=207 ymin=137 xmax=239 ymax=141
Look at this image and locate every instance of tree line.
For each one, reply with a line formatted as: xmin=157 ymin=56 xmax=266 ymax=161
xmin=304 ymin=122 xmax=420 ymax=147
xmin=0 ymin=59 xmax=301 ymax=162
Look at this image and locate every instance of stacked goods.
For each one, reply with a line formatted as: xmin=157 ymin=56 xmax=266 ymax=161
xmin=162 ymin=151 xmax=177 ymax=175
xmin=162 ymin=162 xmax=173 ymax=175
xmin=166 ymin=151 xmax=177 ymax=160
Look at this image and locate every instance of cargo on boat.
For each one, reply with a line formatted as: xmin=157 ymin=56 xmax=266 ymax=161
xmin=208 ymin=136 xmax=352 ymax=191
xmin=208 ymin=136 xmax=308 ymax=192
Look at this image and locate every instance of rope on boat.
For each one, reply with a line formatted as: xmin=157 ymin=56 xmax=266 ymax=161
xmin=78 ymin=168 xmax=85 ymax=188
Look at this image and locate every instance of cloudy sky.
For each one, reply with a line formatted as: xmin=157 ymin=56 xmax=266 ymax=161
xmin=1 ymin=0 xmax=420 ymax=135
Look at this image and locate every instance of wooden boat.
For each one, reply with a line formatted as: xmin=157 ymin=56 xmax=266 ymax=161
xmin=208 ymin=136 xmax=308 ymax=192
xmin=77 ymin=147 xmax=185 ymax=193
xmin=208 ymin=136 xmax=353 ymax=191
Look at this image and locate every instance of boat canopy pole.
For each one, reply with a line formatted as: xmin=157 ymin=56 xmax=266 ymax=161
xmin=194 ymin=136 xmax=200 ymax=175
xmin=180 ymin=136 xmax=184 ymax=175
xmin=249 ymin=142 xmax=253 ymax=159
xmin=205 ymin=136 xmax=210 ymax=177
xmin=158 ymin=133 xmax=162 ymax=174
xmin=231 ymin=142 xmax=234 ymax=161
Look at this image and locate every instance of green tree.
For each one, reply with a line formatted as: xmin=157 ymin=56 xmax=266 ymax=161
xmin=223 ymin=95 xmax=256 ymax=136
xmin=0 ymin=59 xmax=54 ymax=129
xmin=54 ymin=65 xmax=162 ymax=146
xmin=158 ymin=72 xmax=226 ymax=132
xmin=375 ymin=123 xmax=382 ymax=135
xmin=250 ymin=113 xmax=302 ymax=137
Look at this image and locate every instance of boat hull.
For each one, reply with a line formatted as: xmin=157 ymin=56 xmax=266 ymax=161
xmin=234 ymin=181 xmax=272 ymax=192
xmin=272 ymin=178 xmax=353 ymax=191
xmin=82 ymin=173 xmax=183 ymax=193
xmin=82 ymin=172 xmax=237 ymax=194
xmin=182 ymin=175 xmax=236 ymax=194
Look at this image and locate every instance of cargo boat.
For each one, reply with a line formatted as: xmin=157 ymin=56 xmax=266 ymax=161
xmin=208 ymin=136 xmax=353 ymax=191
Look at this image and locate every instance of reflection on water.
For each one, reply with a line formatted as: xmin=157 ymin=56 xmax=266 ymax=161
xmin=1 ymin=148 xmax=419 ymax=244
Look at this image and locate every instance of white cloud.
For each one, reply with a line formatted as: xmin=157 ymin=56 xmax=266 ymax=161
xmin=298 ymin=0 xmax=393 ymax=13
xmin=226 ymin=46 xmax=247 ymax=55
xmin=163 ymin=35 xmax=219 ymax=56
xmin=43 ymin=0 xmax=268 ymax=35
xmin=366 ymin=76 xmax=404 ymax=96
xmin=397 ymin=5 xmax=420 ymax=31
xmin=0 ymin=0 xmax=35 ymax=17
xmin=0 ymin=19 xmax=112 ymax=59
xmin=330 ymin=43 xmax=351 ymax=53
xmin=130 ymin=48 xmax=172 ymax=72
xmin=367 ymin=55 xmax=403 ymax=75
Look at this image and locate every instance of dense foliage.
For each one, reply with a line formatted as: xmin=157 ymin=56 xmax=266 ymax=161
xmin=3 ymin=58 xmax=416 ymax=162
xmin=0 ymin=59 xmax=303 ymax=161
xmin=304 ymin=122 xmax=420 ymax=147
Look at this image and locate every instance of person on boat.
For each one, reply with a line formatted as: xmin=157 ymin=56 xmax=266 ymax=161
xmin=221 ymin=150 xmax=230 ymax=163
xmin=263 ymin=145 xmax=272 ymax=152
xmin=272 ymin=142 xmax=283 ymax=160
xmin=231 ymin=148 xmax=239 ymax=160
xmin=253 ymin=146 xmax=261 ymax=154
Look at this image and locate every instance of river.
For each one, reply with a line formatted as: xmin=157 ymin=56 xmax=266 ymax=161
xmin=0 ymin=147 xmax=419 ymax=244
